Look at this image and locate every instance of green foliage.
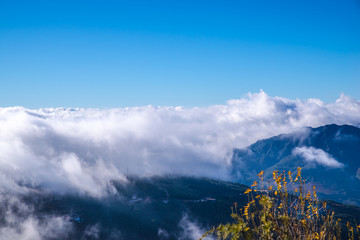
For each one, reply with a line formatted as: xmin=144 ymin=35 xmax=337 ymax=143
xmin=201 ymin=168 xmax=360 ymax=240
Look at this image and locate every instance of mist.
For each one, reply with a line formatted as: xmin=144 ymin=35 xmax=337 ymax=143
xmin=0 ymin=91 xmax=359 ymax=197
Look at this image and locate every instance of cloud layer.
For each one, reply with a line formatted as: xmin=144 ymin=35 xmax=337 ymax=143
xmin=0 ymin=91 xmax=359 ymax=197
xmin=293 ymin=146 xmax=344 ymax=168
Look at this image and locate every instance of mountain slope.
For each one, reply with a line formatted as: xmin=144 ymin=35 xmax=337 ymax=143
xmin=4 ymin=176 xmax=360 ymax=239
xmin=231 ymin=124 xmax=360 ymax=206
xmin=21 ymin=177 xmax=249 ymax=240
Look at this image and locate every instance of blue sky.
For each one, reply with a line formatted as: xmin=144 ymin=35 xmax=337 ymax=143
xmin=0 ymin=0 xmax=359 ymax=108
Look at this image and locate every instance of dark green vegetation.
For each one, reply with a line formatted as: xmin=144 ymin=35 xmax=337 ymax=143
xmin=26 ymin=177 xmax=250 ymax=240
xmin=14 ymin=176 xmax=360 ymax=240
xmin=231 ymin=124 xmax=360 ymax=206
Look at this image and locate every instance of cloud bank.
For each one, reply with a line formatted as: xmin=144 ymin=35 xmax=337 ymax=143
xmin=293 ymin=146 xmax=344 ymax=168
xmin=0 ymin=91 xmax=359 ymax=197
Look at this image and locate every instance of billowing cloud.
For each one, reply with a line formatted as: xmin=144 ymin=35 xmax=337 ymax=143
xmin=0 ymin=91 xmax=359 ymax=197
xmin=293 ymin=146 xmax=344 ymax=168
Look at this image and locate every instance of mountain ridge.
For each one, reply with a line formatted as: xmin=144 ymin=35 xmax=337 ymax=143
xmin=231 ymin=124 xmax=360 ymax=206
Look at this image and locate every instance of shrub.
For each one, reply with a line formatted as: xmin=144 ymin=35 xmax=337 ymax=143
xmin=201 ymin=167 xmax=360 ymax=240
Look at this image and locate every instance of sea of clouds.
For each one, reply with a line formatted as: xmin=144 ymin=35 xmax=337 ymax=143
xmin=1 ymin=90 xmax=360 ymax=198
xmin=0 ymin=91 xmax=360 ymax=239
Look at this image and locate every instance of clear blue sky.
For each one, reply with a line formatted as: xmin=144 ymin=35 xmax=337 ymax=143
xmin=1 ymin=0 xmax=359 ymax=108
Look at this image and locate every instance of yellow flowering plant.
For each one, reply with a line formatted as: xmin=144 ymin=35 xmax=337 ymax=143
xmin=201 ymin=167 xmax=359 ymax=240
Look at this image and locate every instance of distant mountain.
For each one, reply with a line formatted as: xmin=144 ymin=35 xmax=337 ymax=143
xmin=231 ymin=124 xmax=360 ymax=206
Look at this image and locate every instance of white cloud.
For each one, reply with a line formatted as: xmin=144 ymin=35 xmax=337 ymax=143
xmin=0 ymin=91 xmax=358 ymax=197
xmin=158 ymin=228 xmax=170 ymax=239
xmin=178 ymin=214 xmax=214 ymax=240
xmin=82 ymin=224 xmax=101 ymax=239
xmin=293 ymin=146 xmax=344 ymax=168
